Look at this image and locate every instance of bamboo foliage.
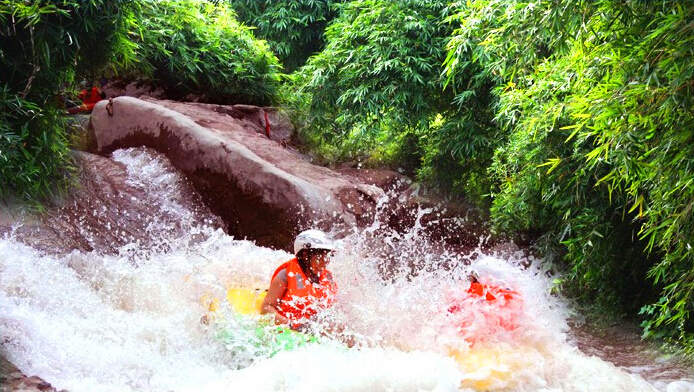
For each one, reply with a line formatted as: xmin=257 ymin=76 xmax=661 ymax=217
xmin=118 ymin=0 xmax=281 ymax=105
xmin=0 ymin=0 xmax=129 ymax=202
xmin=461 ymin=1 xmax=694 ymax=344
xmin=228 ymin=0 xmax=343 ymax=71
xmin=295 ymin=0 xmax=694 ymax=347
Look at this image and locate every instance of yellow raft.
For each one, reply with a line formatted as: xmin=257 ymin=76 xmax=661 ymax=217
xmin=450 ymin=344 xmax=543 ymax=390
xmin=200 ymin=287 xmax=267 ymax=315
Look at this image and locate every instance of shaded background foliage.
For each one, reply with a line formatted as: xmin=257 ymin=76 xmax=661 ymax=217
xmin=293 ymin=0 xmax=454 ymax=162
xmin=227 ymin=0 xmax=343 ymax=72
xmin=289 ymin=0 xmax=500 ymax=205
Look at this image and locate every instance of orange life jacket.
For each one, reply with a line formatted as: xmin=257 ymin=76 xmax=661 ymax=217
xmin=271 ymin=258 xmax=337 ymax=328
xmin=449 ymin=281 xmax=522 ymax=336
xmin=467 ymin=282 xmax=517 ymax=303
xmin=78 ymin=87 xmax=103 ymax=111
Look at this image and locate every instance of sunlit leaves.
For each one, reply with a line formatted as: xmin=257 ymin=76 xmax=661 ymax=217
xmin=293 ymin=0 xmax=455 ymax=162
xmin=118 ymin=0 xmax=281 ymax=105
xmin=485 ymin=0 xmax=694 ymax=344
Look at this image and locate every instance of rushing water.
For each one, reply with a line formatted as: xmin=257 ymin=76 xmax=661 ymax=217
xmin=1 ymin=148 xmax=692 ymax=392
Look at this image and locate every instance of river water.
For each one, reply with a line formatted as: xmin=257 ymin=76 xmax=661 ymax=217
xmin=1 ymin=148 xmax=692 ymax=392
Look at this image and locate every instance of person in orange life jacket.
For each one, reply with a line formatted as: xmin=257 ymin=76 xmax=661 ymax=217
xmin=67 ymin=79 xmax=106 ymax=114
xmin=448 ymin=271 xmax=522 ymax=334
xmin=260 ymin=229 xmax=337 ymax=330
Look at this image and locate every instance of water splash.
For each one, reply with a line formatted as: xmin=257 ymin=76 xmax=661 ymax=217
xmin=0 ymin=148 xmax=691 ymax=391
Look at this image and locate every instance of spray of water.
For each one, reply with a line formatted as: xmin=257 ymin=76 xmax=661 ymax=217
xmin=1 ymin=148 xmax=691 ymax=391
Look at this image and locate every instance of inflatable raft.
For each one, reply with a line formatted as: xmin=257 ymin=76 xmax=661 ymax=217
xmin=202 ymin=287 xmax=316 ymax=356
xmin=203 ymin=281 xmax=526 ymax=390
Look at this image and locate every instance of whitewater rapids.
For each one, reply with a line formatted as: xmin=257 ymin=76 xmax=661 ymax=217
xmin=0 ymin=148 xmax=691 ymax=392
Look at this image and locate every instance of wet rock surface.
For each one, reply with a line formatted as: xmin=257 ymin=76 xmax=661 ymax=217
xmin=0 ymin=150 xmax=223 ymax=256
xmin=569 ymin=320 xmax=694 ymax=389
xmin=87 ymin=95 xmax=506 ymax=258
xmin=88 ymin=96 xmax=386 ymax=250
xmin=0 ymin=357 xmax=61 ymax=392
xmin=100 ymin=79 xmax=167 ymax=102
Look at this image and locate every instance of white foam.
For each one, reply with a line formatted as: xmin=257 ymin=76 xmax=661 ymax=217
xmin=0 ymin=148 xmax=691 ymax=391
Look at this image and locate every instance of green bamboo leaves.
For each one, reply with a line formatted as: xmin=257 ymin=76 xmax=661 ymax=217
xmin=0 ymin=0 xmax=129 ymax=203
xmin=228 ymin=0 xmax=342 ymax=72
xmin=482 ymin=1 xmax=694 ymax=345
xmin=120 ymin=0 xmax=281 ymax=106
xmin=294 ymin=0 xmax=694 ymax=348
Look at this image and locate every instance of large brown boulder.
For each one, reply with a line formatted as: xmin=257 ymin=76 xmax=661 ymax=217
xmin=88 ymin=97 xmax=386 ymax=250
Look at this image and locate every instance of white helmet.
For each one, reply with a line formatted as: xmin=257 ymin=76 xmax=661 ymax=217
xmin=294 ymin=229 xmax=336 ymax=255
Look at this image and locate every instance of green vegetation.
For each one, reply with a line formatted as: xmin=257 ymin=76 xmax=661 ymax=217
xmin=0 ymin=0 xmax=130 ymax=202
xmin=290 ymin=0 xmax=498 ymax=202
xmin=228 ymin=0 xmax=342 ymax=72
xmin=120 ymin=0 xmax=281 ymax=105
xmin=0 ymin=0 xmax=281 ymax=203
xmin=484 ymin=1 xmax=694 ymax=345
xmin=292 ymin=0 xmax=694 ymax=348
xmin=293 ymin=0 xmax=453 ymax=165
